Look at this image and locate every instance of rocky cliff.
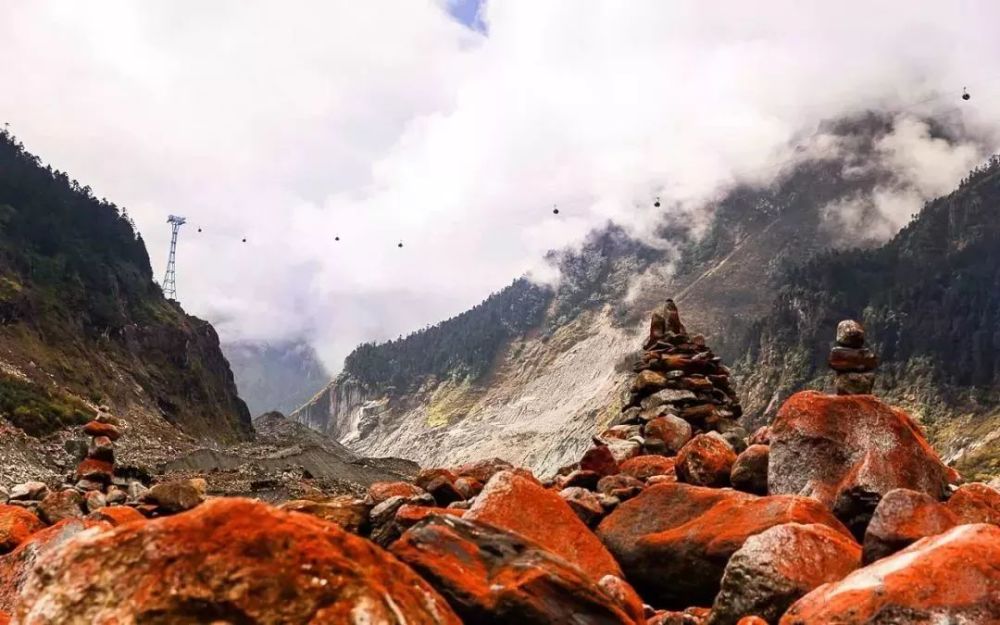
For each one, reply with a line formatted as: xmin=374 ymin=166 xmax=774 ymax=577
xmin=0 ymin=130 xmax=251 ymax=486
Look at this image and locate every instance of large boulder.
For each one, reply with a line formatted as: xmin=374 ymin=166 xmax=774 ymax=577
xmin=781 ymin=523 xmax=1000 ymax=624
xmin=0 ymin=506 xmax=44 ymax=555
xmin=0 ymin=519 xmax=110 ymax=613
xmin=707 ymin=523 xmax=861 ymax=625
xmin=278 ymin=497 xmax=369 ymax=533
xmin=465 ymin=471 xmax=622 ymax=580
xmin=13 ymin=498 xmax=460 ymax=625
xmin=769 ymin=391 xmax=952 ymax=535
xmin=392 ymin=515 xmax=643 ymax=625
xmin=861 ymin=488 xmax=957 ymax=564
xmin=730 ymin=445 xmax=769 ymax=496
xmin=596 ymin=483 xmax=851 ymax=608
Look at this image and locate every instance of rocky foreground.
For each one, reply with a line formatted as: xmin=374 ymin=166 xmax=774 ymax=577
xmin=1 ymin=305 xmax=999 ymax=624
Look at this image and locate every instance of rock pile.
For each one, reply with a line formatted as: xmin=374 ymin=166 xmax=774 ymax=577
xmin=828 ymin=319 xmax=879 ymax=395
xmin=615 ymin=299 xmax=745 ymax=457
xmin=1 ymin=313 xmax=999 ymax=624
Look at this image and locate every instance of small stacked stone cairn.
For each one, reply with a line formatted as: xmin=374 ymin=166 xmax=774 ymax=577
xmin=828 ymin=319 xmax=879 ymax=395
xmin=615 ymin=298 xmax=743 ymax=448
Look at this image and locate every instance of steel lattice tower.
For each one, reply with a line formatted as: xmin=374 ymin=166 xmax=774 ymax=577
xmin=162 ymin=215 xmax=186 ymax=300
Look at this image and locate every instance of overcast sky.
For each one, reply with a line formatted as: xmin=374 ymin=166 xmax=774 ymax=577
xmin=2 ymin=1 xmax=1000 ymax=370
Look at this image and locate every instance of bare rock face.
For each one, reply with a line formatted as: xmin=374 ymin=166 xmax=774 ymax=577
xmin=14 ymin=498 xmax=460 ymax=625
xmin=596 ymin=483 xmax=851 ymax=608
xmin=861 ymin=488 xmax=958 ymax=564
xmin=465 ymin=471 xmax=622 ymax=581
xmin=391 ymin=515 xmax=644 ymax=625
xmin=708 ymin=522 xmax=861 ymax=625
xmin=780 ymin=524 xmax=1000 ymax=624
xmin=768 ymin=391 xmax=953 ymax=536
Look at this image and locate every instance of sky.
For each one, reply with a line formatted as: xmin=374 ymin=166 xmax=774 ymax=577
xmin=2 ymin=1 xmax=1000 ymax=371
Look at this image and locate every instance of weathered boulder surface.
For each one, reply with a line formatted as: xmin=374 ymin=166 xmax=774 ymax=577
xmin=0 ymin=519 xmax=110 ymax=613
xmin=465 ymin=471 xmax=622 ymax=580
xmin=707 ymin=523 xmax=861 ymax=625
xmin=13 ymin=498 xmax=460 ymax=625
xmin=769 ymin=391 xmax=952 ymax=535
xmin=946 ymin=482 xmax=1000 ymax=525
xmin=596 ymin=483 xmax=851 ymax=608
xmin=730 ymin=445 xmax=769 ymax=495
xmin=392 ymin=515 xmax=643 ymax=625
xmin=780 ymin=523 xmax=1000 ymax=624
xmin=861 ymin=488 xmax=957 ymax=564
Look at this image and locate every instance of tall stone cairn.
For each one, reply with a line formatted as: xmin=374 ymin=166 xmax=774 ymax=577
xmin=616 ymin=299 xmax=743 ymax=446
xmin=828 ymin=319 xmax=879 ymax=395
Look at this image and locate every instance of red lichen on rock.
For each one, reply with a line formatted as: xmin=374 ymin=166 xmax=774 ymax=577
xmin=453 ymin=457 xmax=514 ymax=483
xmin=13 ymin=498 xmax=459 ymax=625
xmin=780 ymin=524 xmax=1000 ymax=624
xmin=597 ymin=482 xmax=851 ymax=608
xmin=580 ymin=445 xmax=621 ymax=477
xmin=74 ymin=458 xmax=114 ymax=484
xmin=465 ymin=470 xmax=623 ymax=580
xmin=0 ymin=518 xmax=110 ymax=613
xmin=366 ymin=480 xmax=427 ymax=504
xmin=768 ymin=391 xmax=952 ymax=534
xmin=0 ymin=505 xmax=44 ymax=555
xmin=392 ymin=515 xmax=643 ymax=624
xmin=708 ymin=522 xmax=861 ymax=625
xmin=87 ymin=506 xmax=146 ymax=527
xmin=861 ymin=488 xmax=957 ymax=564
xmin=81 ymin=420 xmax=121 ymax=441
xmin=945 ymin=482 xmax=1000 ymax=525
xmin=620 ymin=455 xmax=677 ymax=481
xmin=675 ymin=434 xmax=736 ymax=487
xmin=394 ymin=504 xmax=465 ymax=529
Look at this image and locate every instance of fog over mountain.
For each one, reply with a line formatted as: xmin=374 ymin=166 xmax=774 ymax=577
xmin=2 ymin=1 xmax=1000 ymax=372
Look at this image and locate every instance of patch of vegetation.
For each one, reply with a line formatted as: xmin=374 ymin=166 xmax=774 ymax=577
xmin=0 ymin=375 xmax=94 ymax=437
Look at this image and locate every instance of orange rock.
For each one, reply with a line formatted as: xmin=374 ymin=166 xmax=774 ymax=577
xmin=0 ymin=505 xmax=44 ymax=554
xmin=780 ymin=524 xmax=1000 ymax=624
xmin=597 ymin=483 xmax=851 ymax=608
xmin=862 ymin=488 xmax=957 ymax=564
xmin=769 ymin=391 xmax=952 ymax=535
xmin=453 ymin=457 xmax=514 ymax=483
xmin=465 ymin=471 xmax=623 ymax=580
xmin=730 ymin=445 xmax=769 ymax=495
xmin=394 ymin=504 xmax=464 ymax=529
xmin=620 ymin=455 xmax=677 ymax=481
xmin=366 ymin=480 xmax=427 ymax=504
xmin=81 ymin=420 xmax=120 ymax=441
xmin=14 ymin=498 xmax=459 ymax=625
xmin=74 ymin=458 xmax=114 ymax=484
xmin=580 ymin=445 xmax=621 ymax=477
xmin=735 ymin=617 xmax=768 ymax=625
xmin=86 ymin=506 xmax=146 ymax=526
xmin=676 ymin=434 xmax=737 ymax=487
xmin=415 ymin=469 xmax=464 ymax=506
xmin=708 ymin=523 xmax=861 ymax=625
xmin=278 ymin=497 xmax=369 ymax=533
xmin=453 ymin=476 xmax=483 ymax=499
xmin=598 ymin=474 xmax=646 ymax=500
xmin=415 ymin=468 xmax=458 ymax=490
xmin=392 ymin=515 xmax=642 ymax=624
xmin=0 ymin=518 xmax=110 ymax=613
xmin=644 ymin=415 xmax=693 ymax=454
xmin=946 ymin=482 xmax=1000 ymax=525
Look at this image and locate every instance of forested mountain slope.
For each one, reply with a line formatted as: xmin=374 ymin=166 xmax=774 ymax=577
xmin=734 ymin=155 xmax=1000 ymax=479
xmin=0 ymin=130 xmax=251 ymax=485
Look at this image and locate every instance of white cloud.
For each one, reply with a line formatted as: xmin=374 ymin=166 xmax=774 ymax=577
xmin=2 ymin=1 xmax=1000 ymax=370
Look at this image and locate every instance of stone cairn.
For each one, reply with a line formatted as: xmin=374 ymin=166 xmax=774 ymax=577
xmin=613 ymin=299 xmax=744 ymax=449
xmin=828 ymin=319 xmax=879 ymax=395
